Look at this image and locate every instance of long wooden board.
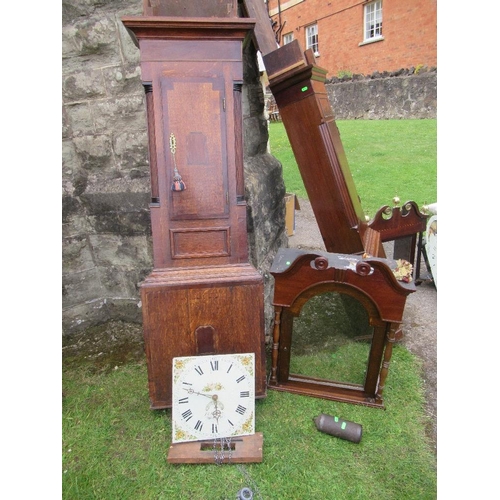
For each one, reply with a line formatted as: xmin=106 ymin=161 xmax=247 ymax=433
xmin=242 ymin=0 xmax=277 ymax=55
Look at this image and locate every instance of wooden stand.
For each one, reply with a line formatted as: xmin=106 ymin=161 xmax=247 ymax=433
xmin=167 ymin=433 xmax=264 ymax=464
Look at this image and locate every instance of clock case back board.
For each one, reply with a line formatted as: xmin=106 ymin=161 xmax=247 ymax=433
xmin=122 ymin=10 xmax=267 ymax=409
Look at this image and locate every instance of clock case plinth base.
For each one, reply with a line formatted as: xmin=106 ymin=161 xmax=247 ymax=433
xmin=167 ymin=432 xmax=264 ymax=464
xmin=141 ymin=264 xmax=267 ymax=409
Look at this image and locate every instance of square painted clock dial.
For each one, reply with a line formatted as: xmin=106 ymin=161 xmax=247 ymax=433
xmin=172 ymin=353 xmax=255 ymax=443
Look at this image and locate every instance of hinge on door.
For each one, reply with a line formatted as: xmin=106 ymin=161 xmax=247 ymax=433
xmin=223 ymin=97 xmax=226 ymax=111
xmin=226 ymin=191 xmax=229 ymax=204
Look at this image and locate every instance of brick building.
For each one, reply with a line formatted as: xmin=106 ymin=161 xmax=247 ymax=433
xmin=265 ymin=0 xmax=437 ymax=77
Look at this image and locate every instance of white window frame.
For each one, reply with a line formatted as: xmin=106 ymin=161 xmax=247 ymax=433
xmin=282 ymin=32 xmax=294 ymax=45
xmin=305 ymin=23 xmax=319 ymax=56
xmin=363 ymin=1 xmax=383 ymax=43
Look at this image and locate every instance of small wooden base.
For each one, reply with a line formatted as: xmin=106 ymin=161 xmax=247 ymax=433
xmin=167 ymin=433 xmax=264 ymax=464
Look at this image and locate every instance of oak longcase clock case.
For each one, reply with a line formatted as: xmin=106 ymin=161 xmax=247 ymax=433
xmin=122 ymin=12 xmax=266 ymax=409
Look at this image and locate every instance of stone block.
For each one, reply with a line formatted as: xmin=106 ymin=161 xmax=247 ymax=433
xmin=89 ymin=210 xmax=151 ymax=237
xmin=244 ymin=153 xmax=286 ymax=252
xmin=243 ymin=115 xmax=269 ymax=157
xmin=62 ymin=105 xmax=71 ymax=140
xmin=99 ymin=265 xmax=149 ymax=298
xmin=101 ymin=298 xmax=143 ymax=325
xmin=62 ymin=140 xmax=81 ymax=180
xmin=113 ymin=130 xmax=149 ymax=171
xmin=64 ymin=102 xmax=95 ymax=137
xmin=62 ymin=267 xmax=103 ymax=308
xmin=62 ymin=235 xmax=95 ymax=274
xmin=243 ymin=83 xmax=266 ymax=119
xmin=117 ymin=18 xmax=142 ymax=64
xmin=87 ymin=234 xmax=151 ymax=269
xmin=62 ymin=0 xmax=141 ymax=25
xmin=73 ymin=134 xmax=113 ymax=171
xmin=62 ymin=69 xmax=107 ymax=102
xmin=62 ymin=196 xmax=84 ymax=224
xmin=101 ymin=65 xmax=142 ymax=97
xmin=62 ymin=16 xmax=120 ymax=64
xmin=93 ymin=95 xmax=146 ymax=133
xmin=79 ymin=191 xmax=150 ymax=215
xmin=62 ymin=215 xmax=94 ymax=240
xmin=62 ymin=300 xmax=111 ymax=334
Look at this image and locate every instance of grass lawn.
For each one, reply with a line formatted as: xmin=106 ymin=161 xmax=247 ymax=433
xmin=269 ymin=119 xmax=437 ymax=219
xmin=62 ymin=346 xmax=436 ymax=499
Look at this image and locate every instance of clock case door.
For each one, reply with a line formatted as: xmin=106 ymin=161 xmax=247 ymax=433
xmin=122 ymin=17 xmax=267 ymax=408
xmin=139 ymin=34 xmax=252 ymax=269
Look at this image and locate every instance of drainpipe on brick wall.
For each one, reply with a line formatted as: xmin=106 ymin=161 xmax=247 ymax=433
xmin=277 ymin=0 xmax=283 ymax=44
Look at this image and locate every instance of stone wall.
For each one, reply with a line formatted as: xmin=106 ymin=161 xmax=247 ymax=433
xmin=62 ymin=1 xmax=286 ymax=337
xmin=326 ymin=68 xmax=437 ymax=120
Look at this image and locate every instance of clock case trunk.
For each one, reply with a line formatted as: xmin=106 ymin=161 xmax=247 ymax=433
xmin=122 ymin=14 xmax=266 ymax=408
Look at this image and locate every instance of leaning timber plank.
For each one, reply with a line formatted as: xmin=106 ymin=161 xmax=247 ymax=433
xmin=242 ymin=0 xmax=277 ymax=55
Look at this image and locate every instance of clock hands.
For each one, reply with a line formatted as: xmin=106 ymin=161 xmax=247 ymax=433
xmin=212 ymin=397 xmax=222 ymax=423
xmin=183 ymin=388 xmax=224 ymax=422
xmin=183 ymin=387 xmax=213 ymax=399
